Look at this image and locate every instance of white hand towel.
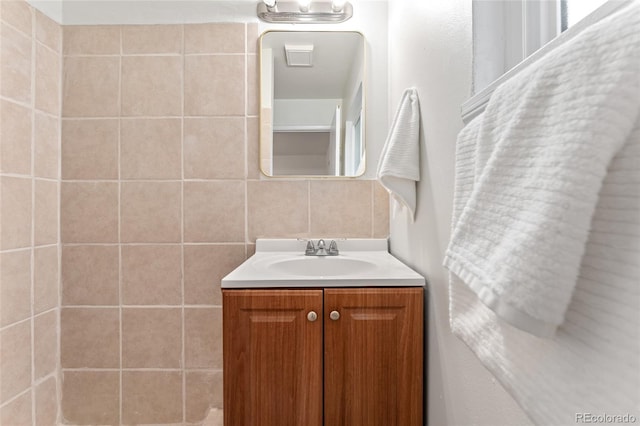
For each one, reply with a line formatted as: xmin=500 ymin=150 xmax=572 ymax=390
xmin=377 ymin=88 xmax=421 ymax=220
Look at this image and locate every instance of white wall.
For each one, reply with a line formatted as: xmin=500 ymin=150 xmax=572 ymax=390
xmin=386 ymin=1 xmax=534 ymax=425
xmin=274 ymin=99 xmax=341 ymax=129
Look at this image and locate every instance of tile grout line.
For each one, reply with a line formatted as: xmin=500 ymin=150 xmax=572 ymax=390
xmin=62 ymin=52 xmax=246 ymax=58
xmin=0 ymin=16 xmax=31 ymax=38
xmin=0 ymin=316 xmax=33 ymax=333
xmin=30 ymin=7 xmax=37 ymax=424
xmin=0 ymin=370 xmax=60 ymax=410
xmin=0 ymin=388 xmax=29 ymax=412
xmin=59 ymin=115 xmax=256 ymax=120
xmin=48 ymin=304 xmax=224 ymax=309
xmin=181 ymin=22 xmax=187 ymax=425
xmin=0 ymin=172 xmax=58 ymax=181
xmin=0 ymin=96 xmax=59 ymax=118
xmin=0 ymin=305 xmax=61 ymax=333
xmin=244 ymin=22 xmax=250 ymax=254
xmin=117 ymin=25 xmax=124 ymax=426
xmin=56 ymin=16 xmax=63 ymax=422
xmin=60 ymin=367 xmax=226 ymax=373
xmin=60 ymin=242 xmax=247 ymax=247
xmin=0 ymin=370 xmax=59 ymax=408
xmin=60 ymin=178 xmax=250 ymax=183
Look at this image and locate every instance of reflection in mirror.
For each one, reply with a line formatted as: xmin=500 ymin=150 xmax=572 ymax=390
xmin=260 ymin=31 xmax=365 ymax=177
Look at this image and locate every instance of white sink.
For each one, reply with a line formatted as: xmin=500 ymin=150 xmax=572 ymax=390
xmin=221 ymin=238 xmax=425 ymax=288
xmin=266 ymin=256 xmax=377 ymax=277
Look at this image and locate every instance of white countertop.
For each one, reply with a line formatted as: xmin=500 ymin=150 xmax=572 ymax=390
xmin=221 ymin=238 xmax=425 ymax=289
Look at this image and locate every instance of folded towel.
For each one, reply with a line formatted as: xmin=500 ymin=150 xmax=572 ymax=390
xmin=444 ymin=0 xmax=640 ymax=337
xmin=377 ymin=88 xmax=421 ymax=220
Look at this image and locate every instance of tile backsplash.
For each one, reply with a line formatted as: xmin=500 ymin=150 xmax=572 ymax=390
xmin=0 ymin=0 xmax=61 ymax=423
xmin=59 ymin=22 xmax=389 ymax=425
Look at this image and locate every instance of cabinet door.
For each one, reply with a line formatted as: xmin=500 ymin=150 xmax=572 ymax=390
xmin=223 ymin=289 xmax=323 ymax=426
xmin=324 ymin=288 xmax=423 ymax=426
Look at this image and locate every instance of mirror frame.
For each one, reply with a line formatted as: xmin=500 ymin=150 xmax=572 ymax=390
xmin=258 ymin=30 xmax=367 ymax=178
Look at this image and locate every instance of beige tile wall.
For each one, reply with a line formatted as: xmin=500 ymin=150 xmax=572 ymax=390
xmin=59 ymin=23 xmax=389 ymax=425
xmin=0 ymin=0 xmax=61 ymax=424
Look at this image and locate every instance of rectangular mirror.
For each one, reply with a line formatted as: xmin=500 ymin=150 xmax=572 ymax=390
xmin=259 ymin=31 xmax=366 ymax=177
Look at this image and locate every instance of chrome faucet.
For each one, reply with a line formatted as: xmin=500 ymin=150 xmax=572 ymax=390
xmin=328 ymin=240 xmax=339 ymax=255
xmin=304 ymin=239 xmax=339 ymax=256
xmin=305 ymin=240 xmax=316 ymax=255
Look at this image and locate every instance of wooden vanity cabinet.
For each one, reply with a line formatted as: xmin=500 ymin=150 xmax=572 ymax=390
xmin=222 ymin=287 xmax=423 ymax=426
xmin=323 ymin=288 xmax=423 ymax=426
xmin=223 ymin=290 xmax=323 ymax=426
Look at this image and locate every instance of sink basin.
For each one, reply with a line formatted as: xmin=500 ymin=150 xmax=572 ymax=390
xmin=267 ymin=256 xmax=376 ymax=277
xmin=221 ymin=238 xmax=425 ymax=288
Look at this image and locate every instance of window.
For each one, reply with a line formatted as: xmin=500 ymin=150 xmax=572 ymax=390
xmin=564 ymin=0 xmax=609 ymax=27
xmin=465 ymin=0 xmax=623 ymax=122
xmin=473 ymin=0 xmax=611 ymax=94
xmin=473 ymin=0 xmax=560 ymax=93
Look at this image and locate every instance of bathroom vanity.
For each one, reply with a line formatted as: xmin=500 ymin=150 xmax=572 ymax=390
xmin=221 ymin=239 xmax=425 ymax=426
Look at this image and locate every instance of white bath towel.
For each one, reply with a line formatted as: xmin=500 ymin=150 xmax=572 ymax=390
xmin=377 ymin=88 xmax=421 ymax=220
xmin=444 ymin=0 xmax=640 ymax=337
xmin=445 ymin=2 xmax=640 ymax=424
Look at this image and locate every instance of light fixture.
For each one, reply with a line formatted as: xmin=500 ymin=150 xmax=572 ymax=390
xmin=257 ymin=1 xmax=353 ymax=23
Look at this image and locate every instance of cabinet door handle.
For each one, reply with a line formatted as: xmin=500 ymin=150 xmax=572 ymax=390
xmin=330 ymin=310 xmax=340 ymax=321
xmin=307 ymin=311 xmax=318 ymax=322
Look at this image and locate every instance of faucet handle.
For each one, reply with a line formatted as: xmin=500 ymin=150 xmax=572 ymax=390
xmin=305 ymin=240 xmax=316 ymax=255
xmin=328 ymin=240 xmax=339 ymax=255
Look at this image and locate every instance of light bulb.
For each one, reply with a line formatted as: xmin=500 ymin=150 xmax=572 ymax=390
xmin=298 ymin=0 xmax=311 ymax=12
xmin=331 ymin=0 xmax=346 ymax=12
